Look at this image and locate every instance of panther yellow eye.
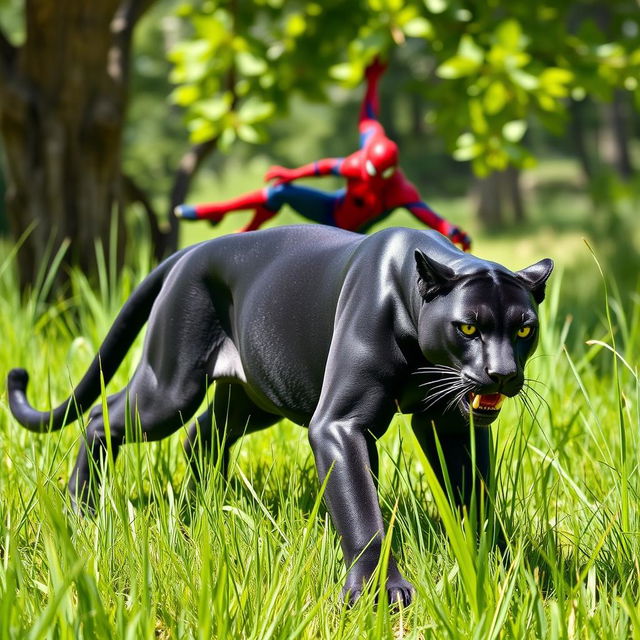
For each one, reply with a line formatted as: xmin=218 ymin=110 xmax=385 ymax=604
xmin=459 ymin=324 xmax=477 ymax=336
xmin=517 ymin=326 xmax=532 ymax=338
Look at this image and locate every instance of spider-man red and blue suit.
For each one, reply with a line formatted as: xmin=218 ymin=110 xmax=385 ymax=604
xmin=176 ymin=59 xmax=472 ymax=251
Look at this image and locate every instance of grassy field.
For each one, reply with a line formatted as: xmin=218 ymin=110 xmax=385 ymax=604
xmin=1 ymin=183 xmax=639 ymax=637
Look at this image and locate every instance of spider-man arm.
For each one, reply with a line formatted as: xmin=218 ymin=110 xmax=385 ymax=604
xmin=390 ymin=173 xmax=472 ymax=251
xmin=359 ymin=58 xmax=387 ymax=148
xmin=407 ymin=203 xmax=472 ymax=251
xmin=265 ymin=148 xmax=367 ymax=183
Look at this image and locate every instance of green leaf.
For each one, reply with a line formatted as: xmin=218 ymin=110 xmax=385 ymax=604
xmin=193 ymin=14 xmax=230 ymax=46
xmin=402 ymin=17 xmax=433 ymax=39
xmin=486 ymin=148 xmax=509 ymax=171
xmin=285 ymin=13 xmax=306 ymax=38
xmin=237 ymin=124 xmax=261 ymax=144
xmin=453 ymin=143 xmax=483 ymax=161
xmin=171 ymin=85 xmax=200 ymax=107
xmin=509 ymin=69 xmax=538 ymax=91
xmin=196 ymin=95 xmax=232 ymax=121
xmin=483 ymin=81 xmax=508 ymax=115
xmin=437 ymin=55 xmax=481 ymax=79
xmin=539 ymin=67 xmax=574 ymax=96
xmin=469 ymin=99 xmax=488 ymax=135
xmin=456 ymin=132 xmax=476 ymax=148
xmin=329 ymin=62 xmax=362 ymax=84
xmin=238 ymin=97 xmax=275 ymax=124
xmin=424 ymin=0 xmax=447 ymax=14
xmin=494 ymin=19 xmax=523 ymax=52
xmin=540 ymin=68 xmax=573 ymax=85
xmin=502 ymin=119 xmax=527 ymax=142
xmin=536 ymin=93 xmax=557 ymax=111
xmin=472 ymin=157 xmax=490 ymax=177
xmin=170 ymin=39 xmax=212 ymax=64
xmin=236 ymin=51 xmax=268 ymax=77
xmin=188 ymin=118 xmax=217 ymax=144
xmin=459 ymin=34 xmax=484 ymax=64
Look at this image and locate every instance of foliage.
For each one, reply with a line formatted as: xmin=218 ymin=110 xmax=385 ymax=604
xmin=169 ymin=0 xmax=640 ymax=176
xmin=168 ymin=0 xmax=372 ymax=149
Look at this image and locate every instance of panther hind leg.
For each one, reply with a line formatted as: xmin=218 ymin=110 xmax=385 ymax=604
xmin=183 ymin=382 xmax=280 ymax=482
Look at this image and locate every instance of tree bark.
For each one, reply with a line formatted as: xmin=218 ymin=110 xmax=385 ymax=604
xmin=599 ymin=89 xmax=634 ymax=180
xmin=0 ymin=0 xmax=154 ymax=292
xmin=569 ymin=98 xmax=594 ymax=183
xmin=474 ymin=168 xmax=526 ymax=227
xmin=474 ymin=173 xmax=503 ymax=227
xmin=164 ymin=138 xmax=219 ymax=256
xmin=505 ymin=166 xmax=525 ymax=224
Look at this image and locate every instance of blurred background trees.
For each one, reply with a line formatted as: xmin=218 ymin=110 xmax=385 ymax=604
xmin=0 ymin=0 xmax=156 ymax=289
xmin=0 ymin=0 xmax=638 ymax=294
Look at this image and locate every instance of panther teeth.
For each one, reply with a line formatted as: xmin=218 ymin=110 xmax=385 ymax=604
xmin=470 ymin=393 xmax=505 ymax=411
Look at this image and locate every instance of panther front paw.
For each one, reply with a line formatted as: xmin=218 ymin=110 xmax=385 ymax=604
xmin=342 ymin=568 xmax=415 ymax=607
xmin=386 ymin=577 xmax=415 ymax=607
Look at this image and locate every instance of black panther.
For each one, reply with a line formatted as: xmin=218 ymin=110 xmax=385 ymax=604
xmin=7 ymin=225 xmax=553 ymax=606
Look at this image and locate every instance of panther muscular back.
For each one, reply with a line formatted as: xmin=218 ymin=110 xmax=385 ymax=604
xmin=8 ymin=225 xmax=553 ymax=606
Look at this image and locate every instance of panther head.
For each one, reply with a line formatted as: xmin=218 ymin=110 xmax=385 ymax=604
xmin=414 ymin=250 xmax=554 ymax=427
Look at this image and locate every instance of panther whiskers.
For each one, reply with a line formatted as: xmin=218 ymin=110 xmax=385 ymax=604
xmin=423 ymin=383 xmax=470 ymax=412
xmin=521 ymin=379 xmax=551 ymax=414
xmin=444 ymin=386 xmax=474 ymax=414
xmin=417 ymin=368 xmax=550 ymax=423
xmin=413 ymin=364 xmax=476 ymax=412
xmin=413 ymin=364 xmax=461 ymax=377
xmin=518 ymin=391 xmax=537 ymax=423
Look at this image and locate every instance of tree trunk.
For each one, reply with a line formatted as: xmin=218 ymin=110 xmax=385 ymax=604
xmin=505 ymin=166 xmax=525 ymax=224
xmin=0 ymin=1 xmax=153 ymax=292
xmin=569 ymin=98 xmax=594 ymax=183
xmin=474 ymin=168 xmax=526 ymax=227
xmin=599 ymin=89 xmax=634 ymax=180
xmin=164 ymin=138 xmax=219 ymax=256
xmin=474 ymin=173 xmax=503 ymax=227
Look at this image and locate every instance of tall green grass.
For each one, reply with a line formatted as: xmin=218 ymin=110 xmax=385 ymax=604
xmin=0 ymin=239 xmax=639 ymax=639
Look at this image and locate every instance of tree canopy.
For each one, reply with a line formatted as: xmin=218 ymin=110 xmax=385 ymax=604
xmin=0 ymin=0 xmax=638 ymax=289
xmin=170 ymin=0 xmax=640 ymax=176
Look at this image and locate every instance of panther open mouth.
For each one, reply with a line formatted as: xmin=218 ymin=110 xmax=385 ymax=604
xmin=464 ymin=392 xmax=506 ymax=426
xmin=469 ymin=392 xmax=505 ymax=412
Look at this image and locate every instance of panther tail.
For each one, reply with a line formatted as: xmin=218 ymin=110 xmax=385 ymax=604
xmin=7 ymin=246 xmax=194 ymax=433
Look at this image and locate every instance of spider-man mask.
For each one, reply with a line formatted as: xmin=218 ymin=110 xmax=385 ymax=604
xmin=363 ymin=136 xmax=399 ymax=180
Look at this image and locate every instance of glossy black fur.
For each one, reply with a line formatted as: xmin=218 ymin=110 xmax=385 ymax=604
xmin=7 ymin=225 xmax=553 ymax=606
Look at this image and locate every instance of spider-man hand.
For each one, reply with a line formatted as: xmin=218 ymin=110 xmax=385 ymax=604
xmin=447 ymin=226 xmax=472 ymax=252
xmin=265 ymin=165 xmax=295 ymax=185
xmin=365 ymin=56 xmax=388 ymax=82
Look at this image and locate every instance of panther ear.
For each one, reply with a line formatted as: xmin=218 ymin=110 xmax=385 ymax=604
xmin=515 ymin=258 xmax=554 ymax=304
xmin=415 ymin=250 xmax=457 ymax=300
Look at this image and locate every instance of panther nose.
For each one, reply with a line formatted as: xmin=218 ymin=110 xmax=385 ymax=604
xmin=485 ymin=367 xmax=517 ymax=388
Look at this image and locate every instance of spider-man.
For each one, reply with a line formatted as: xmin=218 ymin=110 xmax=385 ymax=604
xmin=175 ymin=59 xmax=472 ymax=251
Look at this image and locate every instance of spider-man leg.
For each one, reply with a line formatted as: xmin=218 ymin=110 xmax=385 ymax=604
xmin=175 ymin=188 xmax=269 ymax=222
xmin=262 ymin=184 xmax=343 ymax=225
xmin=176 ymin=184 xmax=343 ymax=230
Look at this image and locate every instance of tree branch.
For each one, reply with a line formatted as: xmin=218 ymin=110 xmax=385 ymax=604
xmin=109 ymin=0 xmax=158 ymax=84
xmin=163 ymin=137 xmax=219 ymax=255
xmin=163 ymin=53 xmax=238 ymax=255
xmin=0 ymin=26 xmax=17 ymax=70
xmin=122 ymin=173 xmax=165 ymax=262
xmin=121 ymin=0 xmax=156 ymax=29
